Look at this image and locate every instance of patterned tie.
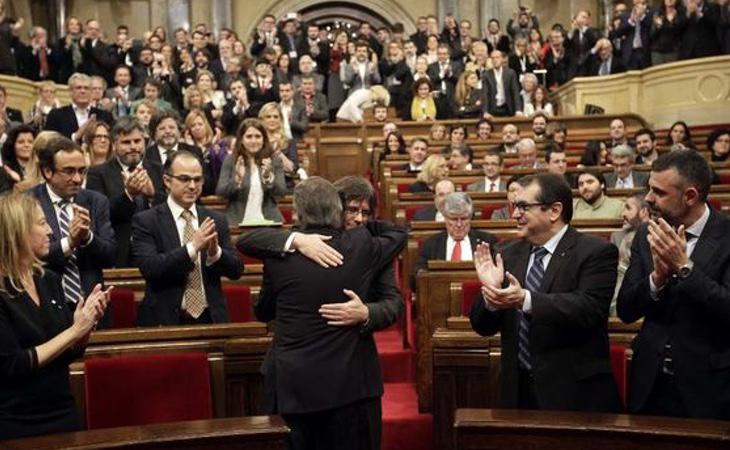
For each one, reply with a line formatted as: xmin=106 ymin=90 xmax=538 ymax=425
xmin=39 ymin=47 xmax=49 ymax=78
xmin=450 ymin=240 xmax=462 ymax=262
xmin=518 ymin=247 xmax=549 ymax=371
xmin=490 ymin=181 xmax=496 ymax=192
xmin=58 ymin=201 xmax=83 ymax=305
xmin=181 ymin=210 xmax=207 ymax=318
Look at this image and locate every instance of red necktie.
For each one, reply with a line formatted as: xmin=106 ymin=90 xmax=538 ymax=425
xmin=39 ymin=48 xmax=49 ymax=78
xmin=450 ymin=241 xmax=462 ymax=262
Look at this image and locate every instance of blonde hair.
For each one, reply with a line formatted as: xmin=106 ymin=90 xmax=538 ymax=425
xmin=417 ymin=154 xmax=447 ymax=185
xmin=37 ymin=80 xmax=56 ymax=94
xmin=258 ymin=102 xmax=289 ymax=152
xmin=0 ymin=194 xmax=44 ymax=297
xmin=184 ymin=109 xmax=214 ymax=147
xmin=195 ymin=69 xmax=216 ymax=94
xmin=455 ymin=70 xmax=476 ymax=107
xmin=16 ymin=131 xmax=63 ymax=190
xmin=183 ymin=86 xmax=203 ymax=110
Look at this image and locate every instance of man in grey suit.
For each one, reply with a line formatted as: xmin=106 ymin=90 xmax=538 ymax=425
xmin=481 ymin=50 xmax=523 ymax=118
xmin=468 ymin=150 xmax=506 ymax=192
xmin=293 ymin=75 xmax=328 ymax=123
xmin=605 ymin=144 xmax=649 ymax=189
xmin=342 ymin=41 xmax=381 ymax=94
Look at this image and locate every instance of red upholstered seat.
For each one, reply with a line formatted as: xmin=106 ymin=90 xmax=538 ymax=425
xmin=460 ymin=280 xmax=482 ymax=317
xmin=717 ymin=171 xmax=730 ymax=185
xmin=109 ymin=288 xmax=137 ymax=328
xmin=224 ymin=284 xmax=253 ymax=322
xmin=280 ymin=207 xmax=294 ymax=224
xmin=84 ymin=353 xmax=212 ymax=429
xmin=397 ymin=183 xmax=411 ymax=194
xmin=238 ymin=251 xmax=262 ymax=266
xmin=610 ymin=344 xmax=628 ymax=407
xmin=405 ymin=206 xmax=421 ymax=221
xmin=709 ymin=198 xmax=722 ymax=211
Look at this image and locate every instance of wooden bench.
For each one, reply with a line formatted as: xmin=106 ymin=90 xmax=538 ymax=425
xmin=454 ymin=408 xmax=730 ymax=450
xmin=0 ymin=416 xmax=289 ymax=450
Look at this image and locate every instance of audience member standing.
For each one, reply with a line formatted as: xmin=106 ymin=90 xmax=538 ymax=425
xmin=44 ymin=73 xmax=113 ymax=140
xmin=618 ymin=151 xmax=730 ymax=419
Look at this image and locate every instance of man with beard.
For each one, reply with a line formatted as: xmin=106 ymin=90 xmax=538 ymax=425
xmin=532 ymin=113 xmax=548 ymax=141
xmin=498 ymin=123 xmax=520 ymax=154
xmin=87 ymin=117 xmax=165 ymax=267
xmin=236 ymin=176 xmax=406 ymax=450
xmin=470 ymin=173 xmax=621 ymax=412
xmin=618 ymin=150 xmax=730 ymax=419
xmin=573 ymin=170 xmax=624 ymax=219
xmin=610 ymin=192 xmax=651 ymax=312
xmin=635 ymin=128 xmax=659 ymax=165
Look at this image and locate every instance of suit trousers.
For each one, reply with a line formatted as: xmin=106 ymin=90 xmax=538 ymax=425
xmin=639 ymin=371 xmax=688 ymax=418
xmin=283 ymin=396 xmax=382 ymax=450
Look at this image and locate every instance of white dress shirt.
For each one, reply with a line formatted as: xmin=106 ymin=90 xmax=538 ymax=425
xmin=446 ymin=234 xmax=474 ymax=262
xmin=522 ymin=224 xmax=569 ymax=314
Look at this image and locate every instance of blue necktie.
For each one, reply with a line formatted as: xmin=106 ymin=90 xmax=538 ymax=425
xmin=518 ymin=247 xmax=548 ymax=371
xmin=58 ymin=201 xmax=83 ymax=305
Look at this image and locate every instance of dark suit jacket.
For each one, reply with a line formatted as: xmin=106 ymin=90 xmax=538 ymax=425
xmin=86 ymin=158 xmax=165 ymax=267
xmin=617 ymin=210 xmax=730 ymax=419
xmin=3 ymin=107 xmax=23 ymax=123
xmin=413 ymin=205 xmax=438 ymax=221
xmin=18 ymin=45 xmax=58 ymax=82
xmin=142 ymin=142 xmax=214 ymax=194
xmin=470 ymin=226 xmax=622 ymax=412
xmin=481 ymin=67 xmax=523 ymax=116
xmin=584 ymin=55 xmax=626 ymax=77
xmin=604 ymin=170 xmax=648 ymax=188
xmin=79 ymin=39 xmax=117 ymax=85
xmin=677 ymin=2 xmax=721 ymax=59
xmin=567 ymin=27 xmax=601 ymax=78
xmin=131 ymin=202 xmax=242 ymax=326
xmin=44 ymin=105 xmax=113 ymax=138
xmin=30 ymin=185 xmax=117 ymax=327
xmin=243 ymin=222 xmax=406 ymax=414
xmin=413 ymin=230 xmax=497 ymax=290
xmin=616 ymin=12 xmax=653 ymax=68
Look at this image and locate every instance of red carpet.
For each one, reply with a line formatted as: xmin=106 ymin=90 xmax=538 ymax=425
xmin=376 ymin=328 xmax=432 ymax=450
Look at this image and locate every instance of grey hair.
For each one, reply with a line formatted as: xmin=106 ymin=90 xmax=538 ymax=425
xmin=611 ymin=144 xmax=636 ymax=162
xmin=293 ymin=177 xmax=343 ymax=229
xmin=522 ymin=73 xmax=538 ymax=86
xmin=442 ymin=192 xmax=473 ymax=217
xmin=516 ymin=138 xmax=536 ymax=153
xmin=68 ymin=72 xmax=91 ymax=87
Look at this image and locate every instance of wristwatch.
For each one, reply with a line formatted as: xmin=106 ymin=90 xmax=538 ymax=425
xmin=677 ymin=260 xmax=694 ymax=279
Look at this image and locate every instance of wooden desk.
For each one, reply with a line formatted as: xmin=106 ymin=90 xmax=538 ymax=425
xmin=454 ymin=408 xmax=730 ymax=450
xmin=0 ymin=416 xmax=289 ymax=450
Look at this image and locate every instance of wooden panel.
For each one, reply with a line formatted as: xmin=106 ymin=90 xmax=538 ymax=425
xmin=455 ymin=408 xmax=730 ymax=450
xmin=1 ymin=416 xmax=288 ymax=450
xmin=317 ymin=141 xmax=370 ymax=181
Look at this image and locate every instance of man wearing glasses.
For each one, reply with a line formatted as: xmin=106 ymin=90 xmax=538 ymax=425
xmin=31 ymin=136 xmax=117 ymax=328
xmin=470 ymin=173 xmax=622 ymax=412
xmin=131 ymin=150 xmax=242 ymax=326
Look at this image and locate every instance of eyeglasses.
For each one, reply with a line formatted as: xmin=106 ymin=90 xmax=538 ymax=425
xmin=55 ymin=167 xmax=88 ymax=177
xmin=513 ymin=202 xmax=548 ymax=214
xmin=345 ymin=206 xmax=371 ymax=217
xmin=168 ymin=174 xmax=204 ymax=185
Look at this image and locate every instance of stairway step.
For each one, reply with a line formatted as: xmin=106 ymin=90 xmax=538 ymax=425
xmin=376 ymin=328 xmax=415 ymax=383
xmin=382 ymin=383 xmax=433 ymax=450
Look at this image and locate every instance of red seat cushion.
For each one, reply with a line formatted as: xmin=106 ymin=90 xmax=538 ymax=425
xmin=224 ymin=284 xmax=253 ymax=322
xmin=405 ymin=206 xmax=421 ymax=221
xmin=461 ymin=280 xmax=482 ymax=316
xmin=238 ymin=251 xmax=262 ymax=266
xmin=84 ymin=353 xmax=212 ymax=429
xmin=709 ymin=198 xmax=722 ymax=211
xmin=397 ymin=183 xmax=411 ymax=194
xmin=109 ymin=289 xmax=136 ymax=329
xmin=610 ymin=344 xmax=628 ymax=407
xmin=280 ymin=207 xmax=294 ymax=224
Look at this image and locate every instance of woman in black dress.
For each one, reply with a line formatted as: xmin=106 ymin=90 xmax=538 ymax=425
xmin=0 ymin=194 xmax=109 ymax=440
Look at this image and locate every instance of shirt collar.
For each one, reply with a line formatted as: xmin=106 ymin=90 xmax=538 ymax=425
xmin=167 ymin=196 xmax=197 ymax=221
xmin=46 ymin=183 xmax=71 ymax=205
xmin=541 ymin=224 xmax=569 ymax=256
xmin=72 ymin=103 xmax=90 ymax=114
xmin=686 ymin=204 xmax=710 ymax=240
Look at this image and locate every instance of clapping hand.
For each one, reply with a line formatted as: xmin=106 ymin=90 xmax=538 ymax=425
xmin=647 ymin=218 xmax=688 ymax=277
xmin=474 ymin=242 xmax=504 ymax=288
xmin=190 ymin=217 xmax=217 ymax=253
xmin=69 ymin=205 xmax=91 ymax=249
xmin=481 ymin=271 xmax=526 ymax=310
xmin=73 ymin=284 xmax=112 ymax=334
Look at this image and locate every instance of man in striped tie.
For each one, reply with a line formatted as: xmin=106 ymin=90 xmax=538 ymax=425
xmin=31 ymin=137 xmax=117 ymax=328
xmin=469 ymin=172 xmax=622 ymax=412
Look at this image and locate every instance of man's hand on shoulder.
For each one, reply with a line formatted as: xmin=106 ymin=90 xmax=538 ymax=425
xmin=319 ymin=289 xmax=369 ymax=326
xmin=292 ymin=232 xmax=343 ymax=267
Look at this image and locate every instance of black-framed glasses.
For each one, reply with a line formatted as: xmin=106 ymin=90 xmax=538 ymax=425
xmin=345 ymin=206 xmax=371 ymax=217
xmin=513 ymin=202 xmax=548 ymax=214
xmin=168 ymin=174 xmax=204 ymax=185
xmin=55 ymin=167 xmax=88 ymax=177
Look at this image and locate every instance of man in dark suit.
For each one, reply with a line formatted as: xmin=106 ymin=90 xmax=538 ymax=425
xmin=605 ymin=145 xmax=649 ymax=189
xmin=239 ymin=176 xmax=406 ymax=450
xmin=566 ymin=10 xmax=601 ymax=78
xmin=221 ymin=79 xmax=256 ymax=136
xmin=44 ymin=73 xmax=114 ymax=140
xmin=426 ymin=44 xmax=462 ymax=119
xmin=18 ymin=26 xmax=58 ymax=82
xmin=0 ymin=84 xmax=23 ymax=123
xmin=87 ymin=117 xmax=165 ymax=267
xmin=468 ymin=151 xmax=507 ymax=192
xmin=32 ymin=137 xmax=117 ymax=328
xmin=481 ymin=50 xmax=523 ymax=118
xmin=583 ymin=39 xmax=626 ymax=77
xmin=413 ymin=179 xmax=455 ymax=222
xmin=104 ymin=65 xmax=142 ymax=118
xmin=78 ymin=19 xmax=117 ymax=85
xmin=131 ymin=150 xmax=242 ymax=326
xmin=470 ymin=173 xmax=622 ymax=412
xmin=615 ymin=2 xmax=653 ymax=70
xmin=410 ymin=16 xmax=429 ymax=54
xmin=618 ymin=150 xmax=730 ymax=419
xmin=677 ymin=0 xmax=721 ymax=60
xmin=414 ymin=193 xmax=497 ymax=289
